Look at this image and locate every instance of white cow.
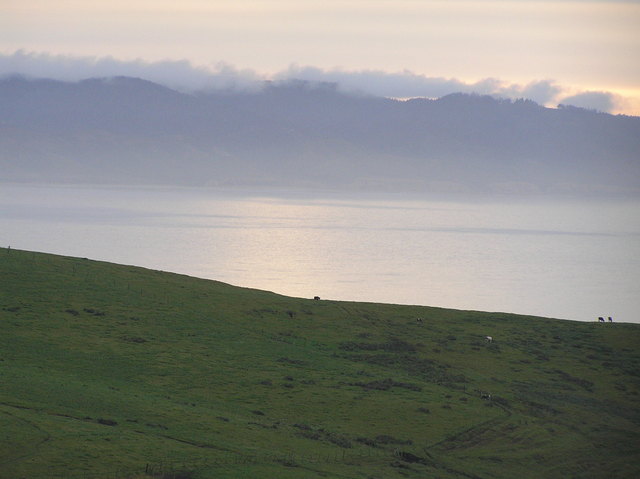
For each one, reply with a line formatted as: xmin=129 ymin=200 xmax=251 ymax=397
xmin=485 ymin=336 xmax=493 ymax=343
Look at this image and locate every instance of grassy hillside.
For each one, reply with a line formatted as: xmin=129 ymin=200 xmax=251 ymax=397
xmin=1 ymin=248 xmax=638 ymax=479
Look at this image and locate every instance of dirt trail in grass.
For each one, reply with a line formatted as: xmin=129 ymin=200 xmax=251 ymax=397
xmin=0 ymin=405 xmax=51 ymax=468
xmin=428 ymin=399 xmax=512 ymax=451
xmin=419 ymin=399 xmax=513 ymax=478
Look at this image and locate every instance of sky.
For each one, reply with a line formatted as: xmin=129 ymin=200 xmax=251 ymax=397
xmin=2 ymin=0 xmax=640 ymax=115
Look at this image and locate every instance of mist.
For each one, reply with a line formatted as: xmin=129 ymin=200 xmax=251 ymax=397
xmin=1 ymin=74 xmax=638 ymax=196
xmin=0 ymin=50 xmax=630 ymax=113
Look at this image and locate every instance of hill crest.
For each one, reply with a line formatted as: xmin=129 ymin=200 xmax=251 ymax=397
xmin=1 ymin=76 xmax=639 ymax=195
xmin=1 ymin=248 xmax=639 ymax=478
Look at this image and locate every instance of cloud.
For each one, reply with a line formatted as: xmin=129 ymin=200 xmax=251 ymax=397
xmin=274 ymin=65 xmax=570 ymax=107
xmin=501 ymin=80 xmax=565 ymax=106
xmin=0 ymin=50 xmax=264 ymax=92
xmin=557 ymin=91 xmax=619 ymax=113
xmin=0 ymin=50 xmax=630 ymax=114
xmin=273 ymin=65 xmax=470 ymax=98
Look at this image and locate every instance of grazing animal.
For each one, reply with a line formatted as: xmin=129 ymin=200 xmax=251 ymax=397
xmin=598 ymin=317 xmax=605 ymax=322
xmin=313 ymin=296 xmax=320 ymax=301
xmin=485 ymin=336 xmax=493 ymax=343
xmin=481 ymin=392 xmax=492 ymax=400
xmin=608 ymin=316 xmax=613 ymax=322
xmin=416 ymin=318 xmax=423 ymax=323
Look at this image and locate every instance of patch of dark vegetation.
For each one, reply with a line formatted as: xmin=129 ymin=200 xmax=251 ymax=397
xmin=122 ymin=336 xmax=147 ymax=343
xmin=248 ymin=421 xmax=278 ymax=429
xmin=251 ymin=410 xmax=265 ymax=416
xmin=4 ymin=306 xmax=20 ymax=312
xmin=326 ymin=432 xmax=352 ymax=448
xmin=295 ymin=427 xmax=322 ymax=440
xmin=259 ymin=379 xmax=273 ymax=386
xmin=554 ymin=369 xmax=594 ymax=392
xmin=343 ymin=353 xmax=466 ymax=385
xmin=150 ymin=469 xmax=196 ymax=479
xmin=167 ymin=473 xmax=195 ymax=479
xmin=492 ymin=396 xmax=510 ymax=408
xmin=146 ymin=423 xmax=169 ymax=430
xmin=65 ymin=309 xmax=79 ymax=316
xmin=277 ymin=357 xmax=306 ymax=365
xmin=520 ymin=399 xmax=560 ymax=417
xmin=417 ymin=407 xmax=430 ymax=414
xmin=396 ymin=450 xmax=427 ymax=464
xmin=292 ymin=423 xmax=312 ymax=430
xmin=356 ymin=434 xmax=413 ymax=447
xmin=356 ymin=310 xmax=379 ymax=322
xmin=277 ymin=458 xmax=298 ymax=467
xmin=83 ymin=308 xmax=106 ymax=316
xmin=97 ymin=418 xmax=117 ymax=426
xmin=253 ymin=308 xmax=278 ymax=315
xmin=339 ymin=339 xmax=417 ymax=353
xmin=350 ymin=378 xmax=422 ymax=392
xmin=479 ymin=455 xmax=504 ymax=463
xmin=216 ymin=416 xmax=229 ymax=422
xmin=355 ymin=437 xmax=377 ymax=447
xmin=292 ymin=424 xmax=352 ymax=448
xmin=531 ymin=350 xmax=550 ymax=361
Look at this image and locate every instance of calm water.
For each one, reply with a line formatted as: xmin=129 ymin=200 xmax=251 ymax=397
xmin=1 ymin=183 xmax=639 ymax=323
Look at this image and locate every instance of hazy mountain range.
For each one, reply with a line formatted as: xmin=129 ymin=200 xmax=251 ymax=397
xmin=1 ymin=75 xmax=639 ymax=195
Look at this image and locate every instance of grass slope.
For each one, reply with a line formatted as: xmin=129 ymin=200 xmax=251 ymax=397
xmin=1 ymin=248 xmax=639 ymax=479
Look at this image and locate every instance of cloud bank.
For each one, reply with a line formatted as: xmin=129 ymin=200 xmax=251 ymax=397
xmin=0 ymin=50 xmax=263 ymax=92
xmin=557 ymin=91 xmax=619 ymax=113
xmin=274 ymin=65 xmax=570 ymax=107
xmin=0 ymin=50 xmax=631 ymax=114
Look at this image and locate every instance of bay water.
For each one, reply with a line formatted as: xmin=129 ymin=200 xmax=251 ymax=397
xmin=1 ymin=183 xmax=638 ymax=323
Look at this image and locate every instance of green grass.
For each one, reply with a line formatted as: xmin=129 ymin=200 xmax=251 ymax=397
xmin=1 ymin=247 xmax=639 ymax=478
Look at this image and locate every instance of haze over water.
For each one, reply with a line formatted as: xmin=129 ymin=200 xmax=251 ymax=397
xmin=2 ymin=183 xmax=639 ymax=323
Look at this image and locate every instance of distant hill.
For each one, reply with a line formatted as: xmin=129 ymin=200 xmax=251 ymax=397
xmin=1 ymin=75 xmax=639 ymax=194
xmin=1 ymin=248 xmax=639 ymax=478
